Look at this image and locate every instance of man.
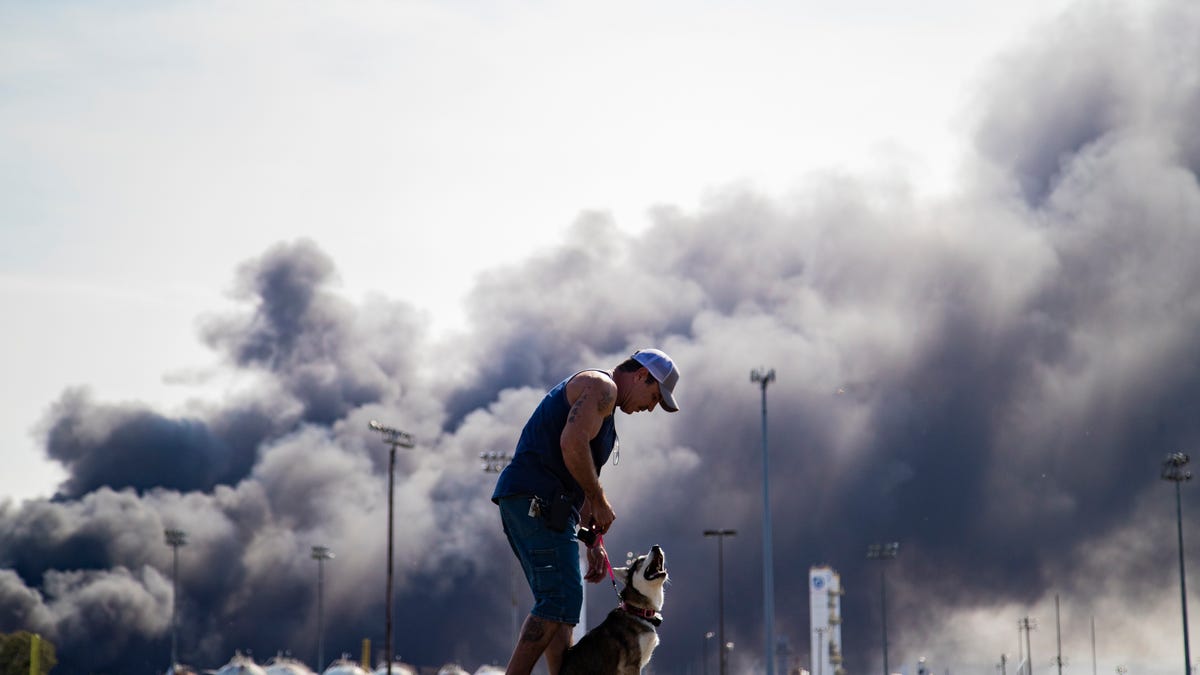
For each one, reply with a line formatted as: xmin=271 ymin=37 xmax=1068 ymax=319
xmin=491 ymin=348 xmax=681 ymax=675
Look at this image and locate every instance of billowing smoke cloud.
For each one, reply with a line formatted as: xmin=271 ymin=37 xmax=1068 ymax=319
xmin=201 ymin=239 xmax=426 ymax=426
xmin=2 ymin=1 xmax=1200 ymax=674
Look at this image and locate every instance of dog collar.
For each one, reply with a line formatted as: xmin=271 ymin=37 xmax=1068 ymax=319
xmin=620 ymin=602 xmax=663 ymax=627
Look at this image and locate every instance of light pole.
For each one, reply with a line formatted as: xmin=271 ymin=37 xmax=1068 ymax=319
xmin=312 ymin=545 xmax=335 ymax=672
xmin=776 ymin=637 xmax=792 ymax=675
xmin=705 ymin=529 xmax=737 ymax=675
xmin=482 ymin=452 xmax=518 ymax=642
xmin=867 ymin=542 xmax=900 ymax=675
xmin=1092 ymin=616 xmax=1098 ymax=675
xmin=369 ymin=420 xmax=416 ymax=675
xmin=164 ymin=528 xmax=187 ymax=670
xmin=1053 ymin=594 xmax=1066 ymax=675
xmin=1164 ymin=452 xmax=1194 ymax=675
xmin=704 ymin=631 xmax=715 ymax=675
xmin=751 ymin=367 xmax=777 ymax=675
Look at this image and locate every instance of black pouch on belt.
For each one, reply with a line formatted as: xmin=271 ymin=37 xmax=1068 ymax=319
xmin=544 ymin=489 xmax=574 ymax=532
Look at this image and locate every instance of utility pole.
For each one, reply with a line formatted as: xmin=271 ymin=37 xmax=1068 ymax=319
xmin=867 ymin=542 xmax=900 ymax=675
xmin=751 ymin=367 xmax=777 ymax=675
xmin=312 ymin=545 xmax=335 ymax=672
xmin=369 ymin=420 xmax=416 ymax=675
xmin=1018 ymin=617 xmax=1038 ymax=675
xmin=1163 ymin=452 xmax=1193 ymax=675
xmin=1018 ymin=623 xmax=1024 ymax=675
xmin=705 ymin=529 xmax=737 ymax=675
xmin=164 ymin=528 xmax=188 ymax=671
xmin=997 ymin=654 xmax=1008 ymax=675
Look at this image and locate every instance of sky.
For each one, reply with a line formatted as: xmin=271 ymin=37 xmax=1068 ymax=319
xmin=2 ymin=0 xmax=1199 ymax=674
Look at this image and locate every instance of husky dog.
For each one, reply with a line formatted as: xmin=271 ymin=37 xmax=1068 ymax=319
xmin=560 ymin=545 xmax=668 ymax=675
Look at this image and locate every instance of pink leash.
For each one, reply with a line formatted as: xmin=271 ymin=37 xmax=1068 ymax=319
xmin=595 ymin=533 xmax=621 ymax=602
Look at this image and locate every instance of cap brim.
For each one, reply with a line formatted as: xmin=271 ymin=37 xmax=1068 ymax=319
xmin=659 ymin=384 xmax=679 ymax=413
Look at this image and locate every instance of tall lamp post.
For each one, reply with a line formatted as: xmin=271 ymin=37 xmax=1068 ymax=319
xmin=751 ymin=367 xmax=777 ymax=675
xmin=867 ymin=542 xmax=900 ymax=675
xmin=164 ymin=528 xmax=188 ymax=670
xmin=1163 ymin=452 xmax=1193 ymax=675
xmin=482 ymin=452 xmax=518 ymax=642
xmin=312 ymin=545 xmax=335 ymax=672
xmin=369 ymin=420 xmax=416 ymax=675
xmin=705 ymin=529 xmax=737 ymax=675
xmin=704 ymin=631 xmax=716 ymax=675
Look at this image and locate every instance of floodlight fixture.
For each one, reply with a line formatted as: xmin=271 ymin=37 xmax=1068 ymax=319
xmin=481 ymin=451 xmax=514 ymax=473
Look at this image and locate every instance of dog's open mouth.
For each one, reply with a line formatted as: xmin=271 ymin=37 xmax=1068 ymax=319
xmin=643 ymin=545 xmax=667 ymax=580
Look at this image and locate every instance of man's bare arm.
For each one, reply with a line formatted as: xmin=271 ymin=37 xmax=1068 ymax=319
xmin=560 ymin=371 xmax=617 ymax=532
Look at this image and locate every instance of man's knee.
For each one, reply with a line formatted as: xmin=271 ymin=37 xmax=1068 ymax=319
xmin=518 ymin=616 xmax=552 ymax=644
xmin=518 ymin=616 xmax=574 ymax=643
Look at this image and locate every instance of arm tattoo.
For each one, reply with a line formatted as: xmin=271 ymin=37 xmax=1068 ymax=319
xmin=598 ymin=390 xmax=613 ymax=414
xmin=568 ymin=393 xmax=587 ymax=424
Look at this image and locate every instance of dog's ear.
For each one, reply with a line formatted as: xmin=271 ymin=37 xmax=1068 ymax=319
xmin=611 ymin=566 xmax=630 ymax=581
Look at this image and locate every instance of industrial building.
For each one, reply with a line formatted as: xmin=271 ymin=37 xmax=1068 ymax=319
xmin=809 ymin=566 xmax=846 ymax=675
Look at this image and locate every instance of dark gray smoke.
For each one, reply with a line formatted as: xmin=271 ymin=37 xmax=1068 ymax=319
xmin=201 ymin=239 xmax=425 ymax=426
xmin=2 ymin=1 xmax=1200 ymax=673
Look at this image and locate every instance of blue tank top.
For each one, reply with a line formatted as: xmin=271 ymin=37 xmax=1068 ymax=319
xmin=491 ymin=370 xmax=618 ymax=512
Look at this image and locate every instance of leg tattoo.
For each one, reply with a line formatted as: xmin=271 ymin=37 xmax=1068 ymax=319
xmin=520 ymin=617 xmax=548 ymax=643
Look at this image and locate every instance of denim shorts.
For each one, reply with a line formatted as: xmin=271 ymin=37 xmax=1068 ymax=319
xmin=498 ymin=495 xmax=581 ymax=625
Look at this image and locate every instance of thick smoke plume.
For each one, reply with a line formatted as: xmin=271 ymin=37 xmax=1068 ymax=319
xmin=3 ymin=1 xmax=1200 ymax=673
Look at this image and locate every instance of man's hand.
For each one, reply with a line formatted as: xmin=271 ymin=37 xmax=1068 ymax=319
xmin=589 ymin=491 xmax=615 ymax=534
xmin=585 ymin=544 xmax=608 ymax=583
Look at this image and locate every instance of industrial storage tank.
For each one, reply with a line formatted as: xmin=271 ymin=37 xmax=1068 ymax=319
xmin=323 ymin=656 xmax=369 ymax=675
xmin=369 ymin=662 xmax=417 ymax=675
xmin=473 ymin=666 xmax=505 ymax=675
xmin=214 ymin=652 xmax=269 ymax=675
xmin=436 ymin=665 xmax=469 ymax=675
xmin=264 ymin=655 xmax=317 ymax=675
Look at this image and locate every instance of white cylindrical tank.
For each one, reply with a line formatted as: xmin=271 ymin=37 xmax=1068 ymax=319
xmin=369 ymin=662 xmax=417 ymax=675
xmin=323 ymin=657 xmax=370 ymax=675
xmin=436 ymin=665 xmax=469 ymax=675
xmin=473 ymin=666 xmax=505 ymax=675
xmin=214 ymin=653 xmax=269 ymax=675
xmin=264 ymin=655 xmax=317 ymax=675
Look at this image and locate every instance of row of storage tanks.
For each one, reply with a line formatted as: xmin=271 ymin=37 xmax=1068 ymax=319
xmin=169 ymin=653 xmax=506 ymax=675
